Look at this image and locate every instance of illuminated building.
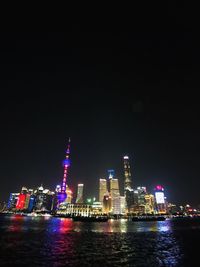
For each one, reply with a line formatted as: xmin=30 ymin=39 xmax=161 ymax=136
xmin=34 ymin=186 xmax=54 ymax=212
xmin=76 ymin=184 xmax=84 ymax=203
xmin=57 ymin=203 xmax=103 ymax=217
xmin=15 ymin=186 xmax=29 ymax=210
xmin=92 ymin=201 xmax=103 ymax=215
xmin=123 ymin=155 xmax=132 ymax=192
xmin=113 ymin=196 xmax=126 ymax=215
xmin=24 ymin=193 xmax=31 ymax=209
xmin=129 ymin=188 xmax=155 ymax=215
xmin=144 ymin=194 xmax=155 ymax=214
xmin=57 ymin=138 xmax=71 ymax=204
xmin=110 ymin=178 xmax=120 ymax=199
xmin=27 ymin=195 xmax=36 ymax=212
xmin=110 ymin=177 xmax=120 ymax=212
xmin=154 ymin=185 xmax=166 ymax=214
xmin=102 ymin=194 xmax=112 ymax=214
xmin=167 ymin=203 xmax=179 ymax=215
xmin=125 ymin=188 xmax=134 ymax=213
xmin=123 ymin=155 xmax=134 ymax=211
xmin=7 ymin=193 xmax=19 ymax=209
xmin=66 ymin=186 xmax=73 ymax=204
xmin=137 ymin=187 xmax=147 ymax=205
xmin=99 ymin=178 xmax=107 ymax=203
xmin=57 ymin=203 xmax=92 ymax=217
xmin=130 ymin=204 xmax=145 ymax=215
xmin=16 ymin=194 xmax=26 ymax=210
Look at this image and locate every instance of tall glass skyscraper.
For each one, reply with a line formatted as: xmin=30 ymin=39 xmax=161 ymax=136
xmin=123 ymin=155 xmax=134 ymax=211
xmin=110 ymin=178 xmax=120 ymax=200
xmin=123 ymin=155 xmax=132 ymax=192
xmin=99 ymin=179 xmax=107 ymax=203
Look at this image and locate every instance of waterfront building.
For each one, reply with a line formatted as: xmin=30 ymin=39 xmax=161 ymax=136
xmin=92 ymin=201 xmax=103 ymax=215
xmin=110 ymin=177 xmax=120 ymax=211
xmin=76 ymin=184 xmax=84 ymax=203
xmin=167 ymin=203 xmax=179 ymax=215
xmin=27 ymin=195 xmax=36 ymax=212
xmin=57 ymin=203 xmax=101 ymax=217
xmin=131 ymin=188 xmax=154 ymax=215
xmin=137 ymin=187 xmax=147 ymax=205
xmin=130 ymin=204 xmax=145 ymax=215
xmin=7 ymin=193 xmax=19 ymax=210
xmin=123 ymin=155 xmax=134 ymax=211
xmin=113 ymin=196 xmax=126 ymax=215
xmin=154 ymin=185 xmax=167 ymax=214
xmin=99 ymin=178 xmax=107 ymax=203
xmin=15 ymin=186 xmax=29 ymax=210
xmin=16 ymin=193 xmax=26 ymax=210
xmin=110 ymin=178 xmax=120 ymax=200
xmin=34 ymin=186 xmax=54 ymax=212
xmin=125 ymin=188 xmax=134 ymax=212
xmin=66 ymin=185 xmax=73 ymax=204
xmin=24 ymin=193 xmax=31 ymax=209
xmin=102 ymin=193 xmax=112 ymax=214
xmin=123 ymin=155 xmax=132 ymax=192
xmin=144 ymin=194 xmax=155 ymax=214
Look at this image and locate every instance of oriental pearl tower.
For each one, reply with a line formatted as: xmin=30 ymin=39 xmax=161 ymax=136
xmin=57 ymin=138 xmax=71 ymax=204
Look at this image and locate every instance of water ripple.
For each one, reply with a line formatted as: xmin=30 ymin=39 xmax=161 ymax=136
xmin=1 ymin=215 xmax=199 ymax=266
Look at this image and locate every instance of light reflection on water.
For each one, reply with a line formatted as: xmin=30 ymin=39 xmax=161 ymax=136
xmin=1 ymin=215 xmax=199 ymax=266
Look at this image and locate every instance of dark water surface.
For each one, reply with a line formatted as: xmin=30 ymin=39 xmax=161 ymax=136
xmin=0 ymin=215 xmax=200 ymax=266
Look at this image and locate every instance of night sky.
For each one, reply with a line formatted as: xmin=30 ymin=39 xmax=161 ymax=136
xmin=0 ymin=18 xmax=200 ymax=206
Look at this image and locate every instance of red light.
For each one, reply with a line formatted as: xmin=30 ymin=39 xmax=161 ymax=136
xmin=16 ymin=194 xmax=26 ymax=210
xmin=155 ymin=185 xmax=164 ymax=191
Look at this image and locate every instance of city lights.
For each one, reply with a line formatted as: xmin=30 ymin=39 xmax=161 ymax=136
xmin=3 ymin=145 xmax=200 ymax=218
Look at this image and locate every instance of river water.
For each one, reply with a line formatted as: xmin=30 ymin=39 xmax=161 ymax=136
xmin=0 ymin=214 xmax=200 ymax=266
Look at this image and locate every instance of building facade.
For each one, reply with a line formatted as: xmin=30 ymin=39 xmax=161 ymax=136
xmin=154 ymin=185 xmax=167 ymax=214
xmin=123 ymin=155 xmax=134 ymax=211
xmin=99 ymin=178 xmax=107 ymax=203
xmin=76 ymin=184 xmax=84 ymax=203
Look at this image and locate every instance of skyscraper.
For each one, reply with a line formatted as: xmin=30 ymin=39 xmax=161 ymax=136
xmin=110 ymin=178 xmax=120 ymax=212
xmin=137 ymin=186 xmax=147 ymax=205
xmin=99 ymin=179 xmax=107 ymax=203
xmin=123 ymin=155 xmax=134 ymax=212
xmin=123 ymin=155 xmax=132 ymax=192
xmin=66 ymin=186 xmax=73 ymax=204
xmin=154 ymin=185 xmax=166 ymax=214
xmin=57 ymin=138 xmax=71 ymax=204
xmin=110 ymin=178 xmax=120 ymax=200
xmin=76 ymin=184 xmax=84 ymax=203
xmin=112 ymin=196 xmax=126 ymax=215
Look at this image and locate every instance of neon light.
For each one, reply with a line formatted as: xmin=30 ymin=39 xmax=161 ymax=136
xmin=16 ymin=194 xmax=26 ymax=210
xmin=155 ymin=185 xmax=164 ymax=191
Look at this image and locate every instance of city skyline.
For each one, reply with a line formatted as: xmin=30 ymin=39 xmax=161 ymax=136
xmin=0 ymin=136 xmax=199 ymax=206
xmin=2 ymin=141 xmax=198 ymax=211
xmin=1 ymin=11 xmax=200 ymax=267
xmin=0 ymin=30 xmax=200 ymax=206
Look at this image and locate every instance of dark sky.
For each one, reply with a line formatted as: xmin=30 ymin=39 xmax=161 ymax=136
xmin=0 ymin=17 xmax=200 ymax=205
